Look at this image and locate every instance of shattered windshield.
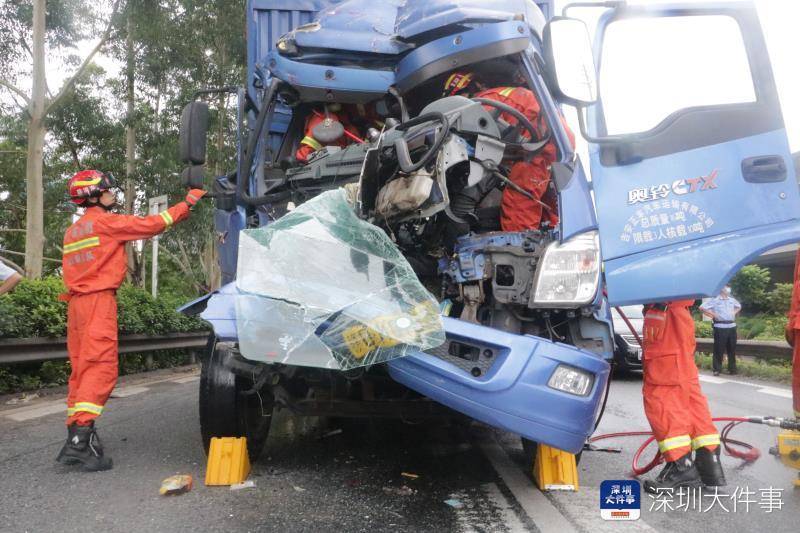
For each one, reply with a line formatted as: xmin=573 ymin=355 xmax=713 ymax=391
xmin=234 ymin=189 xmax=445 ymax=370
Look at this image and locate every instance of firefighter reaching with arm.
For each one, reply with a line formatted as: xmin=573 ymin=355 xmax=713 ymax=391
xmin=56 ymin=170 xmax=206 ymax=471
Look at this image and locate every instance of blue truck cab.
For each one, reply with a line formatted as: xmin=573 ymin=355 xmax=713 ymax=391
xmin=179 ymin=0 xmax=800 ymax=460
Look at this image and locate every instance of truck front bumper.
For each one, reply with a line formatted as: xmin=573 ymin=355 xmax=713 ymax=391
xmin=389 ymin=317 xmax=610 ymax=454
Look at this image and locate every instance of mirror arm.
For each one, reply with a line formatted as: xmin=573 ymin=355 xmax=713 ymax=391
xmin=237 ymin=78 xmax=284 ymax=207
xmin=191 ymin=86 xmax=238 ymax=100
xmin=575 ymin=104 xmax=648 ymax=147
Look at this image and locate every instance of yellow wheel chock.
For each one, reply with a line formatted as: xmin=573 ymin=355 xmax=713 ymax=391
xmin=534 ymin=443 xmax=579 ymax=491
xmin=205 ymin=437 xmax=251 ymax=486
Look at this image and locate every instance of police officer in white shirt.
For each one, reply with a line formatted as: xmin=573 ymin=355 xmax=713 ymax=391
xmin=0 ymin=260 xmax=22 ymax=295
xmin=700 ymin=286 xmax=742 ymax=376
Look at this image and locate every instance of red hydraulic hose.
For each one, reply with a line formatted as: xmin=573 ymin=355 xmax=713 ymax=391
xmin=614 ymin=305 xmax=642 ymax=347
xmin=589 ymin=416 xmax=760 ymax=477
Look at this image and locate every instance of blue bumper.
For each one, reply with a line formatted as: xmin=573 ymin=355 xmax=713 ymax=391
xmin=389 ymin=317 xmax=610 ymax=454
xmin=193 ymin=285 xmax=610 ymax=454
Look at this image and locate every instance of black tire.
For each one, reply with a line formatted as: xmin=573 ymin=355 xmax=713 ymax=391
xmin=199 ymin=336 xmax=273 ymax=461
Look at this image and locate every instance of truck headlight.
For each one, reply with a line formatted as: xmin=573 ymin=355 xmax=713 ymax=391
xmin=548 ymin=365 xmax=594 ymax=396
xmin=532 ymin=231 xmax=600 ymax=307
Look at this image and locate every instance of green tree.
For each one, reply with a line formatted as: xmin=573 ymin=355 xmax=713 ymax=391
xmin=0 ymin=0 xmax=122 ymax=278
xmin=729 ymin=265 xmax=772 ymax=313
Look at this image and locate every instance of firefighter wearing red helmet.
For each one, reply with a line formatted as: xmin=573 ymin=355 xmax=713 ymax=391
xmin=443 ymin=71 xmax=575 ymax=231
xmin=56 ymin=169 xmax=206 ymax=471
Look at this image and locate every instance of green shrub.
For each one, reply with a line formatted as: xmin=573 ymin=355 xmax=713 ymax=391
xmin=0 ymin=277 xmax=67 ymax=338
xmin=0 ymin=279 xmax=209 ymax=394
xmin=766 ymin=283 xmax=793 ymax=315
xmin=695 ymin=320 xmax=713 ymax=338
xmin=0 ymin=278 xmax=207 ymax=339
xmin=730 ymin=265 xmax=771 ymax=313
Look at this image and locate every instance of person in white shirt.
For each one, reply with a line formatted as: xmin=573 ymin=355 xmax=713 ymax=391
xmin=0 ymin=260 xmax=22 ymax=295
xmin=700 ymin=286 xmax=742 ymax=376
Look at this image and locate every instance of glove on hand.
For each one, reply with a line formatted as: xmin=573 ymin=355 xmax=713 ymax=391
xmin=185 ymin=189 xmax=207 ymax=207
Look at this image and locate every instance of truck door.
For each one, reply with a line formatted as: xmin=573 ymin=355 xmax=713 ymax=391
xmin=584 ymin=3 xmax=800 ymax=305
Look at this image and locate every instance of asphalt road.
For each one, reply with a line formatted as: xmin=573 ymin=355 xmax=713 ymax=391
xmin=0 ymin=365 xmax=797 ymax=532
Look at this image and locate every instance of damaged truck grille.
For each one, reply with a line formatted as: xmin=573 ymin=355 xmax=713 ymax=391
xmin=424 ymin=340 xmax=497 ymax=378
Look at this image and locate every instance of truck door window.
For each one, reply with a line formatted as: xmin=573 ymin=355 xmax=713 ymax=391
xmin=599 ymin=15 xmax=755 ymax=136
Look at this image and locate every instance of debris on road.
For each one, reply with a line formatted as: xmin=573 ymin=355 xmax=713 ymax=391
xmin=444 ymin=498 xmax=464 ymax=509
xmin=159 ymin=474 xmax=193 ymax=496
xmin=400 ymin=472 xmax=419 ymax=480
xmin=293 ymin=485 xmax=307 ymax=492
xmin=320 ymin=428 xmax=343 ymax=439
xmin=383 ymin=485 xmax=415 ymax=496
xmin=230 ymin=480 xmax=256 ymax=491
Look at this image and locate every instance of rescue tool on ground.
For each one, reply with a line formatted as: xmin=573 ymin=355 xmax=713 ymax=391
xmin=56 ymin=169 xmax=206 ymax=471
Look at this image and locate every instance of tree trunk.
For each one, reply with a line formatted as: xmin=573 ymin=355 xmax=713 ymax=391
xmin=215 ymin=44 xmax=228 ymax=178
xmin=124 ymin=12 xmax=141 ymax=286
xmin=23 ymin=0 xmax=47 ymax=279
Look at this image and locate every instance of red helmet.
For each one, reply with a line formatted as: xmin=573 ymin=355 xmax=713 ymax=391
xmin=443 ymin=71 xmax=475 ymax=97
xmin=67 ymin=170 xmax=116 ymax=205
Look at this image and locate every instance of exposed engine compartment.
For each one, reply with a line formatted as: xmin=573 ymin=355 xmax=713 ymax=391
xmin=278 ymin=96 xmax=565 ymax=320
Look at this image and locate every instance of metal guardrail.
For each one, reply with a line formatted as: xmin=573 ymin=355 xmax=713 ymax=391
xmin=0 ymin=333 xmax=791 ymax=364
xmin=0 ymin=332 xmax=209 ymax=364
xmin=696 ymin=338 xmax=792 ymax=361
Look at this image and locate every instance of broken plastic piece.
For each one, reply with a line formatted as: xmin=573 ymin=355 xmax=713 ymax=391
xmin=235 ymin=189 xmax=445 ymax=370
xmin=444 ymin=498 xmax=464 ymax=508
xmin=230 ymin=480 xmax=256 ymax=491
xmin=159 ymin=474 xmax=193 ymax=496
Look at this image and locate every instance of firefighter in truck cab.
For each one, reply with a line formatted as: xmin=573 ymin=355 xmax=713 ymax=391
xmin=56 ymin=170 xmax=206 ymax=471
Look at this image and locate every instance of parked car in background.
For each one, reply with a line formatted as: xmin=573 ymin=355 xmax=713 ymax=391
xmin=612 ymin=306 xmax=644 ymax=372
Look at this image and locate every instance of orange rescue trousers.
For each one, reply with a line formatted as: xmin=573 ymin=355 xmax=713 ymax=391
xmin=65 ymin=290 xmax=119 ymax=426
xmin=642 ymin=301 xmax=720 ymax=462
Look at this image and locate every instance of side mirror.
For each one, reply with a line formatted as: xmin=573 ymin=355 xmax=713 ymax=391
xmin=179 ymin=101 xmax=209 ymax=165
xmin=543 ymin=18 xmax=598 ymax=106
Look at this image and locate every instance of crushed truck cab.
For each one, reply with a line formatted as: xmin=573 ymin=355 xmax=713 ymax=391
xmin=179 ymin=0 xmax=800 ymax=460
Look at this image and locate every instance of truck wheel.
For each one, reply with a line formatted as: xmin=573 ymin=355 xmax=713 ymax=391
xmin=520 ymin=437 xmax=582 ymax=475
xmin=199 ymin=336 xmax=273 ymax=461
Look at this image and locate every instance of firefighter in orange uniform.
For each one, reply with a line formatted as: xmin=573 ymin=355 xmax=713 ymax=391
xmin=56 ymin=170 xmax=205 ymax=471
xmin=641 ymin=300 xmax=725 ymax=492
xmin=783 ymin=249 xmax=800 ymax=420
xmin=443 ymin=71 xmax=575 ymax=231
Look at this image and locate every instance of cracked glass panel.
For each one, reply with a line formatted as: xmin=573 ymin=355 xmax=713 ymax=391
xmin=235 ymin=189 xmax=444 ymax=369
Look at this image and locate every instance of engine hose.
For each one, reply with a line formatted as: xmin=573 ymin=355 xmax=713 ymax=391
xmin=588 ymin=416 xmax=760 ymax=477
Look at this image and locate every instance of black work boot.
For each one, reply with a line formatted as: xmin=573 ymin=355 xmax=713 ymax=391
xmin=644 ymin=452 xmax=702 ymax=493
xmin=56 ymin=422 xmax=113 ymax=471
xmin=694 ymin=446 xmax=726 ymax=487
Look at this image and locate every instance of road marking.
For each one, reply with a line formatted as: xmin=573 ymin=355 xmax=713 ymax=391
xmin=756 ymin=387 xmax=793 ymax=399
xmin=109 ymin=386 xmax=149 ymax=398
xmin=482 ymin=483 xmax=528 ymax=533
xmin=171 ymin=375 xmax=200 ymax=384
xmin=478 ymin=440 xmax=576 ymax=533
xmin=699 ymin=374 xmax=793 ymax=398
xmin=699 ymin=375 xmax=728 ymax=384
xmin=1 ymin=371 xmax=199 ymax=421
xmin=549 ymin=488 xmax=656 ymax=532
xmin=6 ymin=403 xmax=65 ymax=422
